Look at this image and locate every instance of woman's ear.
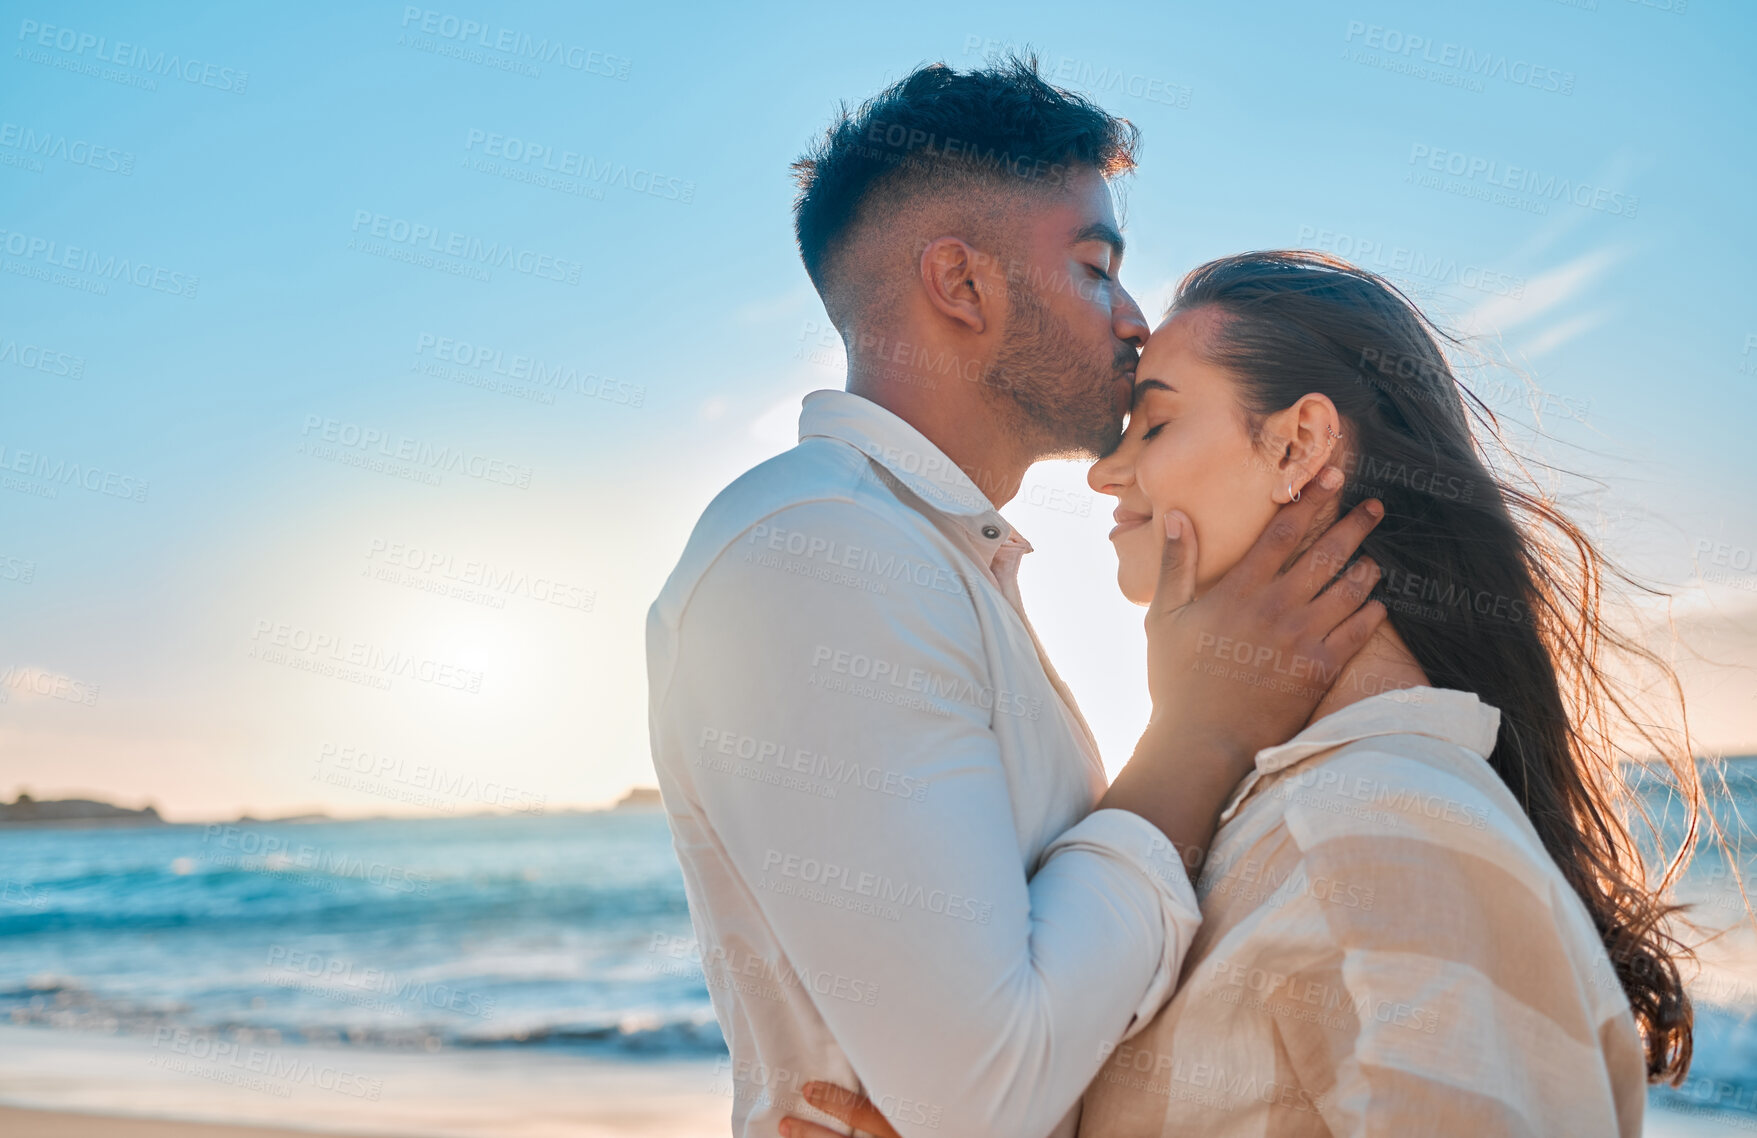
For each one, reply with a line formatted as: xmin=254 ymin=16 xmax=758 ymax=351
xmin=1261 ymin=394 xmax=1341 ymax=503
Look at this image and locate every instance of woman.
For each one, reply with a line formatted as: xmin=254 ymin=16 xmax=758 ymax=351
xmin=781 ymin=251 xmax=1699 ymax=1136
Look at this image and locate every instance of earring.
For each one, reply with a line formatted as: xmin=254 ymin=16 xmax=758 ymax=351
xmin=1287 ymin=481 xmax=1300 ymax=503
xmin=1326 ymin=425 xmax=1341 ymax=441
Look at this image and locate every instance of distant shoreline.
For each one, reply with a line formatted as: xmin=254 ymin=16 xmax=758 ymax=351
xmin=0 ymin=787 xmax=667 ymax=830
xmin=5 ymin=762 xmax=1747 ymax=830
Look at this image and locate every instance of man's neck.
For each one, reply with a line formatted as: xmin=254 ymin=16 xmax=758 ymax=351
xmin=848 ymin=369 xmax=1030 ymax=510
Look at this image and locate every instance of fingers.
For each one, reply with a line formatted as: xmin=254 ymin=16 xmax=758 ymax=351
xmin=1286 ymin=498 xmax=1385 ymax=602
xmin=779 ymin=1117 xmax=846 ymax=1138
xmin=800 ymin=1083 xmax=900 ymax=1137
xmin=1146 ymin=511 xmax=1197 ymax=618
xmin=1302 ymin=555 xmax=1383 ymax=643
xmin=1227 ymin=466 xmax=1346 ymax=589
xmin=1320 ymin=596 xmax=1389 ymax=664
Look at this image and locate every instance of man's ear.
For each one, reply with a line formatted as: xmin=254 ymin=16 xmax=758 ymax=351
xmin=918 ymin=236 xmax=994 ymax=335
xmin=1262 ymin=394 xmax=1342 ymax=499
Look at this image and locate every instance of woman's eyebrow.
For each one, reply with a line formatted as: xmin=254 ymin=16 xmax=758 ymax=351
xmin=1132 ymin=378 xmax=1175 ymax=404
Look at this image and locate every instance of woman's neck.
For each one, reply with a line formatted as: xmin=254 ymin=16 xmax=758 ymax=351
xmin=1306 ymin=620 xmax=1430 ymax=727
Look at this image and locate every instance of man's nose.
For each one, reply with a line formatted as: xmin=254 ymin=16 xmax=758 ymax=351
xmin=1114 ymin=287 xmax=1150 ymax=351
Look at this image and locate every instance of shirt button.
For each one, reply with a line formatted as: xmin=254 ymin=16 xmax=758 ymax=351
xmin=981 ymin=525 xmax=1001 ymax=539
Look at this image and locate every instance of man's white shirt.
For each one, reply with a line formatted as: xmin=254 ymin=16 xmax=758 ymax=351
xmin=646 ymin=389 xmax=1202 ymax=1138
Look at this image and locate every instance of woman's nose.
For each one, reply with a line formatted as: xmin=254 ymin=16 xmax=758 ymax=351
xmin=1088 ymin=446 xmax=1132 ymax=496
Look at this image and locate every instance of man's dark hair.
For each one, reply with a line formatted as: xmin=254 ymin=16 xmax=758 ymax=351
xmin=790 ymin=54 xmax=1138 ymax=304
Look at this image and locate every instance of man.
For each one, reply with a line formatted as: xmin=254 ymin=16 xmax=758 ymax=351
xmin=646 ymin=57 xmax=1383 ymax=1138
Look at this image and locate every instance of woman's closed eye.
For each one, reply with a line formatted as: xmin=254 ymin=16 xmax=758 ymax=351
xmin=1142 ymin=421 xmax=1166 ymax=441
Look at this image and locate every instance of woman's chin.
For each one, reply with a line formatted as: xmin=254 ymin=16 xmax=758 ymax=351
xmin=1118 ymin=567 xmax=1155 ymax=607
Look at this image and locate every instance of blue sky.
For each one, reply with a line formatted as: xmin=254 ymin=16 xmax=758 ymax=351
xmin=3 ymin=0 xmax=1753 ymax=818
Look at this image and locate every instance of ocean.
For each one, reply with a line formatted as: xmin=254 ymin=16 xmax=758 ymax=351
xmin=1 ymin=765 xmax=1753 ymax=1129
xmin=0 ymin=810 xmax=720 ymax=1057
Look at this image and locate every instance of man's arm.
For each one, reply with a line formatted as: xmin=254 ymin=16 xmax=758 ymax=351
xmin=661 ymin=498 xmax=1197 ymax=1138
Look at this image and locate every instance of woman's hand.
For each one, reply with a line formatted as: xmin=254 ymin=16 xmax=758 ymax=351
xmin=779 ymin=1081 xmax=901 ymax=1138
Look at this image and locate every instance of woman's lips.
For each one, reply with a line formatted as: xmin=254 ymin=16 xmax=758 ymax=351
xmin=1109 ymin=509 xmax=1152 ymax=540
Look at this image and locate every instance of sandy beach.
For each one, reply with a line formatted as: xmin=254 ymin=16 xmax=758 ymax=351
xmin=0 ymin=1024 xmax=730 ymax=1138
xmin=0 ymin=1107 xmax=420 ymax=1138
xmin=0 ymin=1018 xmax=1749 ymax=1138
xmin=2 ymin=1096 xmax=1750 ymax=1137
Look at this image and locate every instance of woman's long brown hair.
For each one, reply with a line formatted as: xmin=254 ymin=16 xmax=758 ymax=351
xmin=1173 ymin=249 xmax=1700 ymax=1082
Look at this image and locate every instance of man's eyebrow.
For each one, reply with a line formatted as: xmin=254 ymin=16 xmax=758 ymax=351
xmin=1071 ymin=221 xmax=1125 ymax=261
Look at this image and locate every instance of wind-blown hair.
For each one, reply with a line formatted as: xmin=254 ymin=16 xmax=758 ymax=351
xmin=1173 ymin=249 xmax=1703 ymax=1082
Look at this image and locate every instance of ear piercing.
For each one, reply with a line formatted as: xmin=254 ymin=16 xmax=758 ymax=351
xmin=1287 ymin=427 xmax=1342 ymax=503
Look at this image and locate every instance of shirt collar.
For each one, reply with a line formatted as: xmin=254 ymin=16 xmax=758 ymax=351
xmin=1220 ymin=687 xmax=1501 ymax=823
xmin=798 ymin=388 xmax=1021 ymax=553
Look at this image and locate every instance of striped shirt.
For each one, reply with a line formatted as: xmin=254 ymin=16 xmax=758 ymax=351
xmin=1079 ymin=686 xmax=1647 ymax=1138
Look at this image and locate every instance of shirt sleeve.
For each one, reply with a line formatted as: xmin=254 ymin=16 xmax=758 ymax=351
xmin=657 ymin=498 xmax=1201 ymax=1138
xmin=1281 ymin=751 xmax=1638 ymax=1138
